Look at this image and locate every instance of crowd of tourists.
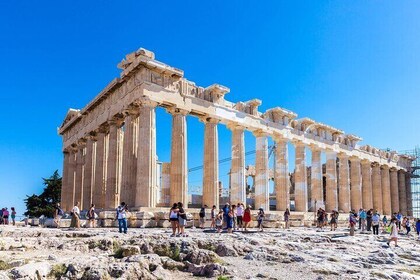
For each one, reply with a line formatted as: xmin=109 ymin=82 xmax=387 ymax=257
xmin=0 ymin=207 xmax=16 ymax=225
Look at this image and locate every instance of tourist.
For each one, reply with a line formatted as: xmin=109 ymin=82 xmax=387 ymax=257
xmin=372 ymin=211 xmax=380 ymax=235
xmin=2 ymin=208 xmax=9 ymax=225
xmin=330 ymin=210 xmax=337 ymax=231
xmin=11 ymin=207 xmax=16 ymax=226
xmin=366 ymin=209 xmax=373 ymax=231
xmin=169 ymin=203 xmax=179 ymax=237
xmin=222 ymin=203 xmax=230 ymax=229
xmin=415 ymin=219 xmax=420 ymax=240
xmin=349 ymin=210 xmax=357 ymax=236
xmin=177 ymin=202 xmax=188 ymax=237
xmin=70 ymin=201 xmax=80 ymax=228
xmin=405 ymin=218 xmax=411 ymax=235
xmin=284 ymin=208 xmax=290 ymax=229
xmin=54 ymin=203 xmax=64 ymax=228
xmin=358 ymin=208 xmax=363 ymax=230
xmin=257 ymin=207 xmax=265 ymax=232
xmin=359 ymin=209 xmax=367 ymax=231
xmin=317 ymin=208 xmax=324 ymax=229
xmin=0 ymin=208 xmax=3 ymax=224
xmin=215 ymin=210 xmax=223 ymax=233
xmin=231 ymin=204 xmax=237 ymax=231
xmin=199 ymin=205 xmax=207 ymax=229
xmin=387 ymin=218 xmax=399 ymax=247
xmin=87 ymin=204 xmax=95 ymax=228
xmin=396 ymin=212 xmax=402 ymax=230
xmin=236 ymin=203 xmax=244 ymax=230
xmin=210 ymin=205 xmax=216 ymax=230
xmin=227 ymin=206 xmax=234 ymax=233
xmin=243 ymin=206 xmax=252 ymax=231
xmin=117 ymin=202 xmax=128 ymax=234
xmin=382 ymin=215 xmax=388 ymax=231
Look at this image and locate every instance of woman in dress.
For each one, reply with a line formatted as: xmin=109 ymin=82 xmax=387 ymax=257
xmin=243 ymin=206 xmax=252 ymax=231
xmin=387 ymin=218 xmax=399 ymax=247
xmin=11 ymin=207 xmax=16 ymax=226
xmin=70 ymin=201 xmax=80 ymax=228
xmin=169 ymin=203 xmax=179 ymax=237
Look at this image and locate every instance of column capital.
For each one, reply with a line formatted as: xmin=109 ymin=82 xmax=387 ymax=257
xmin=199 ymin=116 xmax=220 ymax=124
xmin=381 ymin=164 xmax=390 ymax=170
xmin=361 ymin=159 xmax=371 ymax=166
xmin=308 ymin=144 xmax=321 ymax=152
xmin=398 ymin=169 xmax=406 ymax=174
xmin=349 ymin=156 xmax=361 ymax=163
xmin=226 ymin=122 xmax=246 ymax=131
xmin=85 ymin=132 xmax=97 ymax=141
xmin=390 ymin=167 xmax=398 ymax=172
xmin=292 ymin=140 xmax=305 ymax=148
xmin=337 ymin=152 xmax=349 ymax=160
xmin=252 ymin=129 xmax=267 ymax=138
xmin=122 ymin=104 xmax=141 ymax=117
xmin=166 ymin=107 xmax=189 ymax=116
xmin=272 ymin=134 xmax=288 ymax=144
xmin=77 ymin=138 xmax=87 ymax=149
xmin=371 ymin=162 xmax=380 ymax=168
xmin=108 ymin=115 xmax=125 ymax=127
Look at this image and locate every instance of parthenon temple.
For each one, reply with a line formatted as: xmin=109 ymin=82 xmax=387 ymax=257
xmin=59 ymin=48 xmax=414 ymax=217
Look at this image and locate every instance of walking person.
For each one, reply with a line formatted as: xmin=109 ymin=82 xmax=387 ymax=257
xmin=87 ymin=204 xmax=96 ymax=228
xmin=382 ymin=215 xmax=388 ymax=232
xmin=215 ymin=210 xmax=223 ymax=233
xmin=243 ymin=206 xmax=252 ymax=231
xmin=405 ymin=218 xmax=411 ymax=235
xmin=231 ymin=204 xmax=237 ymax=231
xmin=257 ymin=208 xmax=265 ymax=232
xmin=169 ymin=203 xmax=179 ymax=237
xmin=117 ymin=202 xmax=128 ymax=234
xmin=387 ymin=218 xmax=399 ymax=247
xmin=3 ymin=208 xmax=9 ymax=225
xmin=70 ymin=202 xmax=80 ymax=229
xmin=177 ymin=202 xmax=188 ymax=237
xmin=199 ymin=205 xmax=207 ymax=229
xmin=226 ymin=205 xmax=234 ymax=233
xmin=330 ymin=211 xmax=337 ymax=231
xmin=349 ymin=210 xmax=357 ymax=236
xmin=11 ymin=207 xmax=16 ymax=226
xmin=358 ymin=208 xmax=363 ymax=230
xmin=372 ymin=211 xmax=380 ymax=235
xmin=284 ymin=208 xmax=290 ymax=229
xmin=416 ymin=219 xmax=420 ymax=240
xmin=360 ymin=209 xmax=367 ymax=231
xmin=210 ymin=205 xmax=216 ymax=230
xmin=222 ymin=203 xmax=230 ymax=229
xmin=54 ymin=203 xmax=64 ymax=228
xmin=396 ymin=212 xmax=402 ymax=230
xmin=366 ymin=209 xmax=373 ymax=232
xmin=236 ymin=203 xmax=244 ymax=230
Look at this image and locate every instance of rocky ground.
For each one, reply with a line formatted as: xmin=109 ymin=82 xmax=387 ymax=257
xmin=0 ymin=225 xmax=419 ymax=280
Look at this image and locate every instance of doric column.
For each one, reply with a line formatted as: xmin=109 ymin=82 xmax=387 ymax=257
xmin=229 ymin=124 xmax=246 ymax=206
xmin=61 ymin=150 xmax=70 ymax=211
xmin=67 ymin=148 xmax=77 ymax=210
xmin=74 ymin=140 xmax=86 ymax=208
xmin=390 ymin=168 xmax=399 ymax=214
xmin=381 ymin=165 xmax=392 ymax=215
xmin=254 ymin=130 xmax=269 ymax=211
xmin=274 ymin=137 xmax=289 ymax=211
xmin=120 ymin=109 xmax=138 ymax=207
xmin=135 ymin=101 xmax=158 ymax=208
xmin=325 ymin=150 xmax=337 ymax=212
xmin=82 ymin=135 xmax=95 ymax=210
xmin=371 ymin=162 xmax=382 ymax=213
xmin=294 ymin=142 xmax=307 ymax=212
xmin=361 ymin=160 xmax=373 ymax=210
xmin=201 ymin=117 xmax=219 ymax=209
xmin=398 ymin=170 xmax=407 ymax=215
xmin=310 ymin=146 xmax=323 ymax=211
xmin=106 ymin=118 xmax=123 ymax=209
xmin=168 ymin=108 xmax=189 ymax=207
xmin=406 ymin=172 xmax=413 ymax=216
xmin=93 ymin=126 xmax=107 ymax=209
xmin=349 ymin=157 xmax=362 ymax=211
xmin=338 ymin=153 xmax=350 ymax=213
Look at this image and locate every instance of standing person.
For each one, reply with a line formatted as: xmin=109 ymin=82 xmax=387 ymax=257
xmin=87 ymin=204 xmax=96 ymax=228
xmin=222 ymin=203 xmax=230 ymax=229
xmin=117 ymin=202 xmax=128 ymax=234
xmin=210 ymin=205 xmax=216 ymax=230
xmin=227 ymin=206 xmax=234 ymax=233
xmin=387 ymin=218 xmax=399 ymax=247
xmin=70 ymin=202 xmax=80 ymax=229
xmin=405 ymin=218 xmax=411 ymax=235
xmin=215 ymin=210 xmax=223 ymax=233
xmin=231 ymin=205 xmax=237 ymax=231
xmin=349 ymin=211 xmax=357 ymax=236
xmin=396 ymin=212 xmax=402 ymax=230
xmin=54 ymin=203 xmax=64 ymax=228
xmin=199 ymin=205 xmax=207 ymax=229
xmin=236 ymin=203 xmax=244 ymax=230
xmin=317 ymin=208 xmax=324 ymax=229
xmin=382 ymin=215 xmax=388 ymax=232
xmin=358 ymin=208 xmax=363 ymax=230
xmin=415 ymin=219 xmax=420 ymax=240
xmin=3 ymin=208 xmax=9 ymax=225
xmin=330 ymin=211 xmax=337 ymax=231
xmin=360 ymin=209 xmax=367 ymax=231
xmin=284 ymin=208 xmax=290 ymax=229
xmin=257 ymin=208 xmax=265 ymax=232
xmin=177 ymin=202 xmax=188 ymax=237
xmin=372 ymin=211 xmax=380 ymax=235
xmin=366 ymin=209 xmax=373 ymax=232
xmin=11 ymin=207 xmax=16 ymax=226
xmin=243 ymin=206 xmax=252 ymax=231
xmin=169 ymin=203 xmax=179 ymax=237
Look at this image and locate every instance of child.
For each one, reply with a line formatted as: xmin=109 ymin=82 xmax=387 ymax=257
xmin=215 ymin=211 xmax=223 ymax=233
xmin=257 ymin=208 xmax=265 ymax=232
xmin=387 ymin=218 xmax=399 ymax=247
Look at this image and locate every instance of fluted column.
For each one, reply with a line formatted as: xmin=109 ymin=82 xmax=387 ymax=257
xmin=406 ymin=172 xmax=413 ymax=216
xmin=136 ymin=102 xmax=158 ymax=208
xmin=82 ymin=136 xmax=95 ymax=210
xmin=274 ymin=137 xmax=289 ymax=211
xmin=398 ymin=170 xmax=407 ymax=215
xmin=120 ymin=110 xmax=138 ymax=207
xmin=74 ymin=141 xmax=86 ymax=208
xmin=168 ymin=108 xmax=189 ymax=207
xmin=294 ymin=142 xmax=307 ymax=212
xmin=338 ymin=153 xmax=350 ymax=213
xmin=68 ymin=148 xmax=77 ymax=209
xmin=310 ymin=146 xmax=323 ymax=211
xmin=229 ymin=124 xmax=246 ymax=206
xmin=390 ymin=168 xmax=399 ymax=214
xmin=361 ymin=160 xmax=373 ymax=210
xmin=61 ymin=150 xmax=70 ymax=211
xmin=381 ymin=165 xmax=391 ymax=215
xmin=93 ymin=127 xmax=107 ymax=209
xmin=254 ymin=131 xmax=269 ymax=211
xmin=202 ymin=118 xmax=219 ymax=209
xmin=106 ymin=118 xmax=123 ymax=209
xmin=349 ymin=157 xmax=362 ymax=211
xmin=325 ymin=150 xmax=337 ymax=212
xmin=372 ymin=162 xmax=382 ymax=213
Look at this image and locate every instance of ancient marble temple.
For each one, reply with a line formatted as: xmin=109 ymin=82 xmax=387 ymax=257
xmin=59 ymin=48 xmax=414 ymax=216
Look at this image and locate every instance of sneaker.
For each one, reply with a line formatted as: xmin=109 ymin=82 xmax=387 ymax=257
xmin=386 ymin=242 xmax=390 ymax=246
xmin=170 ymin=234 xmax=175 ymax=237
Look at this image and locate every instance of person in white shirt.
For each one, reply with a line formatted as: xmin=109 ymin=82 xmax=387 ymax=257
xmin=70 ymin=201 xmax=80 ymax=228
xmin=117 ymin=202 xmax=128 ymax=234
xmin=236 ymin=203 xmax=244 ymax=230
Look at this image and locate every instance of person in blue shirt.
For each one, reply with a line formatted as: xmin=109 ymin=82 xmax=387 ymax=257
xmin=359 ymin=209 xmax=367 ymax=231
xmin=396 ymin=212 xmax=402 ymax=230
xmin=416 ymin=219 xmax=420 ymax=240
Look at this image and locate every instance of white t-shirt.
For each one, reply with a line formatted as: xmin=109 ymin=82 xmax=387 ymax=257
xmin=237 ymin=206 xmax=244 ymax=216
xmin=72 ymin=206 xmax=80 ymax=215
xmin=117 ymin=207 xmax=127 ymax=219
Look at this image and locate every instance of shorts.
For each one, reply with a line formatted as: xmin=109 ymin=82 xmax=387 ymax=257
xmin=178 ymin=217 xmax=187 ymax=226
xmin=170 ymin=217 xmax=178 ymax=222
xmin=199 ymin=217 xmax=205 ymax=224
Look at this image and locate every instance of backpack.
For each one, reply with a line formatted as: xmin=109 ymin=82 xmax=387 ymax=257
xmin=199 ymin=208 xmax=205 ymax=218
xmin=58 ymin=208 xmax=64 ymax=216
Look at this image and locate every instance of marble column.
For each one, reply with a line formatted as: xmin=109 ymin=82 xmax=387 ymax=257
xmin=74 ymin=141 xmax=86 ymax=208
xmin=294 ymin=142 xmax=307 ymax=212
xmin=120 ymin=110 xmax=138 ymax=207
xmin=202 ymin=118 xmax=219 ymax=209
xmin=381 ymin=165 xmax=392 ymax=215
xmin=398 ymin=170 xmax=407 ymax=215
xmin=390 ymin=168 xmax=399 ymax=214
xmin=169 ymin=108 xmax=188 ymax=207
xmin=106 ymin=119 xmax=122 ymax=209
xmin=82 ymin=136 xmax=95 ymax=210
xmin=274 ymin=138 xmax=289 ymax=211
xmin=68 ymin=148 xmax=77 ymax=209
xmin=61 ymin=150 xmax=70 ymax=211
xmin=371 ymin=162 xmax=382 ymax=213
xmin=310 ymin=146 xmax=323 ymax=211
xmin=325 ymin=150 xmax=338 ymax=212
xmin=136 ymin=102 xmax=158 ymax=208
xmin=406 ymin=172 xmax=413 ymax=216
xmin=229 ymin=124 xmax=246 ymax=206
xmin=338 ymin=153 xmax=350 ymax=213
xmin=361 ymin=160 xmax=373 ymax=210
xmin=349 ymin=157 xmax=362 ymax=211
xmin=254 ymin=131 xmax=269 ymax=211
xmin=93 ymin=127 xmax=107 ymax=209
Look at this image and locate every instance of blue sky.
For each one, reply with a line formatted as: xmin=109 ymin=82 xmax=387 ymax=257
xmin=1 ymin=1 xmax=419 ymax=216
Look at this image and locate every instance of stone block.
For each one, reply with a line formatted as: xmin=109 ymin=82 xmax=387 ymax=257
xmin=134 ymin=211 xmax=155 ymax=220
xmin=156 ymin=220 xmax=172 ymax=228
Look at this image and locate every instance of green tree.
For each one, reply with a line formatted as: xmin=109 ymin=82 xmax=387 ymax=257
xmin=24 ymin=170 xmax=62 ymax=217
